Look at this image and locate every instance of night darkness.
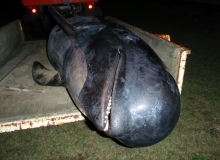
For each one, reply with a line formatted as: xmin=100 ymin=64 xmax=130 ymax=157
xmin=0 ymin=0 xmax=23 ymax=27
xmin=1 ymin=0 xmax=220 ymax=40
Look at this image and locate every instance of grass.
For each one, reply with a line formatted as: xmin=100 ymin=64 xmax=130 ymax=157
xmin=0 ymin=1 xmax=220 ymax=159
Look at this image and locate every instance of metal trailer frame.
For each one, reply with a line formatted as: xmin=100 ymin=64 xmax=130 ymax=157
xmin=0 ymin=17 xmax=190 ymax=133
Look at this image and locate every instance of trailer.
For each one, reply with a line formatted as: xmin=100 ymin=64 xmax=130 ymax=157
xmin=0 ymin=17 xmax=190 ymax=133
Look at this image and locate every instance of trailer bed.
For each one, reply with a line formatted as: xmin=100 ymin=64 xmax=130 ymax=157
xmin=0 ymin=40 xmax=84 ymax=133
xmin=0 ymin=18 xmax=190 ymax=133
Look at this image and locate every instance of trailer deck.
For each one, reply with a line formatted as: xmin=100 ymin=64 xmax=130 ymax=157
xmin=0 ymin=17 xmax=190 ymax=133
xmin=0 ymin=40 xmax=84 ymax=133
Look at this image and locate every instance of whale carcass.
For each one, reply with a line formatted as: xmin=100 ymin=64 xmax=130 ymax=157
xmin=32 ymin=6 xmax=181 ymax=147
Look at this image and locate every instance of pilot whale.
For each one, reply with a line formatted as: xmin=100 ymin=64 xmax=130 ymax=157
xmin=32 ymin=6 xmax=181 ymax=147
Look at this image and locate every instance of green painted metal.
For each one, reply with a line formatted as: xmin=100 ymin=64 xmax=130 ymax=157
xmin=0 ymin=20 xmax=24 ymax=68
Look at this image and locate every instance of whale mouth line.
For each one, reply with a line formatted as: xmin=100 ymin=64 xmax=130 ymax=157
xmin=103 ymin=96 xmax=112 ymax=131
xmin=103 ymin=49 xmax=122 ymax=132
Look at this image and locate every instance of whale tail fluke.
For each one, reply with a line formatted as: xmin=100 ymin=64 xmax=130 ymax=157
xmin=32 ymin=61 xmax=63 ymax=86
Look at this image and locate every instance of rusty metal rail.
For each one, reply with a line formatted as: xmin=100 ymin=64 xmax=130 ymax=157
xmin=0 ymin=113 xmax=85 ymax=133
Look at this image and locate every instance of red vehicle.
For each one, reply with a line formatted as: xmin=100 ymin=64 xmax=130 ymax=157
xmin=21 ymin=0 xmax=103 ymax=38
xmin=21 ymin=0 xmax=102 ymax=19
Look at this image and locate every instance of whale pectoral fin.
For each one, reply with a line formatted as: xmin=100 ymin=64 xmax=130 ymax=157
xmin=32 ymin=61 xmax=63 ymax=86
